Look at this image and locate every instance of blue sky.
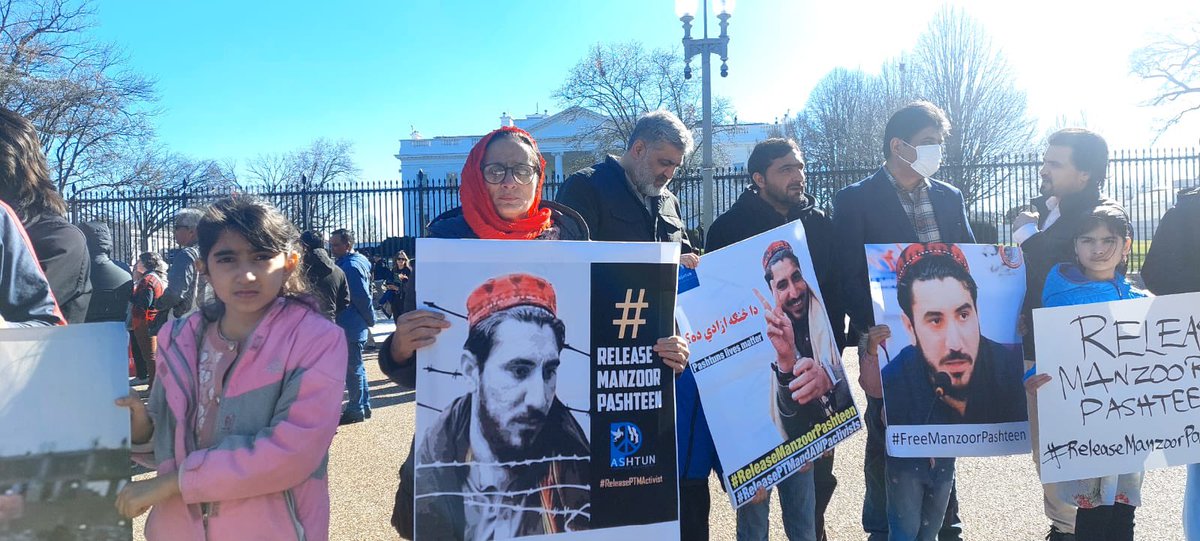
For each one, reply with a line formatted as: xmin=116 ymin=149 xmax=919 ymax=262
xmin=92 ymin=0 xmax=1200 ymax=182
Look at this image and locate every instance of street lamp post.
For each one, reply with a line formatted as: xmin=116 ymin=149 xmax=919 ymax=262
xmin=677 ymin=0 xmax=733 ymax=234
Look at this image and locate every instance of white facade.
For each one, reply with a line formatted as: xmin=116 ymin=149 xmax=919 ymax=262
xmin=395 ymin=107 xmax=782 ymax=182
xmin=395 ymin=107 xmax=783 ymax=233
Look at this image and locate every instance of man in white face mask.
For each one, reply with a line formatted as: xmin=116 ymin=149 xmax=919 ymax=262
xmin=832 ymin=101 xmax=976 ymax=541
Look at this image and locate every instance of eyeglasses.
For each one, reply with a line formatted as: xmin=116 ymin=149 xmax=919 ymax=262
xmin=482 ymin=163 xmax=538 ymax=185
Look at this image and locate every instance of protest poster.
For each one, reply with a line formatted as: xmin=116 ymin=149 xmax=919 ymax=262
xmin=866 ymin=243 xmax=1029 ymax=457
xmin=675 ymin=221 xmax=860 ymax=508
xmin=0 ymin=322 xmax=131 ymax=541
xmin=412 ymin=238 xmax=680 ymax=540
xmin=1032 ymin=292 xmax=1200 ymax=484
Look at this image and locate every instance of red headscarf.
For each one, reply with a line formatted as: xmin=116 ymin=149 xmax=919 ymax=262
xmin=460 ymin=126 xmax=553 ymax=239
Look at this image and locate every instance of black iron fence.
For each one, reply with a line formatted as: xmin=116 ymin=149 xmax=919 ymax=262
xmin=69 ymin=148 xmax=1200 ymax=271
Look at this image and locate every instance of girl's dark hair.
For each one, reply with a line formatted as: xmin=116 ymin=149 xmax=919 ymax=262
xmin=0 ymin=108 xmax=66 ymax=222
xmin=196 ymin=195 xmax=314 ymax=319
xmin=1073 ymin=205 xmax=1133 ymax=276
xmin=138 ymin=251 xmax=165 ymax=274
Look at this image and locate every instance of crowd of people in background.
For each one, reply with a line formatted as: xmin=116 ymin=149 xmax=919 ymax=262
xmin=2 ymin=95 xmax=1198 ymax=541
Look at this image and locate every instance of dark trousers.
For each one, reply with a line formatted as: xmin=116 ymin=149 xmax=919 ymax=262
xmin=130 ymin=329 xmax=156 ymax=386
xmin=1075 ymin=503 xmax=1135 ymax=541
xmin=680 ymin=478 xmax=710 ymax=540
xmin=814 ymin=451 xmax=836 ymax=541
xmin=862 ymin=396 xmax=963 ymax=541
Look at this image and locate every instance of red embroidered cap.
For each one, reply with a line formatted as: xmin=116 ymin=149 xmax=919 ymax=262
xmin=895 ymin=242 xmax=970 ymax=284
xmin=762 ymin=240 xmax=793 ymax=271
xmin=466 ymin=273 xmax=557 ymax=327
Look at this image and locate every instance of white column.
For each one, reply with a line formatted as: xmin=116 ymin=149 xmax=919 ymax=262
xmin=553 ymin=153 xmax=564 ymax=180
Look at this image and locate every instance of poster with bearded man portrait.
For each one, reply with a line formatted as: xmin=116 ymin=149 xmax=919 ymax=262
xmin=675 ymin=221 xmax=861 ymax=508
xmin=866 ymin=242 xmax=1030 ymax=457
xmin=413 ymin=238 xmax=681 ymax=540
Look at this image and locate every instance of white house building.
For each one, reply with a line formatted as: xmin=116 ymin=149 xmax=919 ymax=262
xmin=395 ymin=107 xmax=783 ymax=233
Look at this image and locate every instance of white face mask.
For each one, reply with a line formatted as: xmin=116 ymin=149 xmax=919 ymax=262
xmin=900 ymin=141 xmax=942 ymax=178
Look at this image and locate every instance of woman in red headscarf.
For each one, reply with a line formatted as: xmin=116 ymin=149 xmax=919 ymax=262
xmin=380 ymin=127 xmax=690 ymax=539
xmin=424 ymin=126 xmax=589 ymax=241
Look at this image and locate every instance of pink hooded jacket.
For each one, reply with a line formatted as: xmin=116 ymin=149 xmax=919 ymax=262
xmin=140 ymin=297 xmax=347 ymax=540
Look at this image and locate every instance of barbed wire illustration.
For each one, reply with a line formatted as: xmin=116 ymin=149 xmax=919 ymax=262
xmin=417 ymin=299 xmax=591 ymax=415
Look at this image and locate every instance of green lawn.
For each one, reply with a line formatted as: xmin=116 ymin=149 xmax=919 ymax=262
xmin=1129 ymin=239 xmax=1150 ymax=272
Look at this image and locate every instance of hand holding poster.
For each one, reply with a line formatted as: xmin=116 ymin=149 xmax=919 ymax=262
xmin=866 ymin=243 xmax=1029 ymax=457
xmin=676 ymin=221 xmax=860 ymax=508
xmin=413 ymin=239 xmax=680 ymax=540
xmin=0 ymin=323 xmax=131 ymax=540
xmin=1032 ymin=292 xmax=1200 ymax=484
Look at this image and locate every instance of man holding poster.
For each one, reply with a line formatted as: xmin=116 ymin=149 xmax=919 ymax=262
xmin=676 ymin=218 xmax=861 ymax=529
xmin=832 ymin=102 xmax=974 ymax=541
xmin=705 ymin=138 xmax=847 ymax=541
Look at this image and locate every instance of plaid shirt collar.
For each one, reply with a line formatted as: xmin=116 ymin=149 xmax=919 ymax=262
xmin=882 ymin=165 xmax=931 ymax=194
xmin=882 ymin=165 xmax=941 ymax=243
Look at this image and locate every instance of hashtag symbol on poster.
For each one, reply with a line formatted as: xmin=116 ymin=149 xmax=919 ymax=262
xmin=613 ymin=288 xmax=649 ymax=339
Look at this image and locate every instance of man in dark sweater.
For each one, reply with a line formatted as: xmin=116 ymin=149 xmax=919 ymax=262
xmin=556 ymin=110 xmax=703 ymax=537
xmin=1011 ymin=128 xmax=1119 ymax=541
xmin=832 ymin=102 xmax=974 ymax=541
xmin=707 ymin=138 xmax=846 ymax=541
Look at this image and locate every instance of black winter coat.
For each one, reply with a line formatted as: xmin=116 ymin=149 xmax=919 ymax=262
xmin=556 ymin=155 xmax=695 ymax=253
xmin=706 ymin=187 xmax=846 ymax=349
xmin=1140 ymin=186 xmax=1200 ymax=295
xmin=24 ymin=213 xmax=91 ymax=324
xmin=80 ymin=222 xmax=133 ymax=323
xmin=303 ymin=247 xmax=350 ymax=321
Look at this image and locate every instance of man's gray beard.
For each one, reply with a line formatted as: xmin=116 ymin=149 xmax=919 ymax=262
xmin=633 ymin=177 xmax=666 ymax=198
xmin=629 ymin=163 xmax=666 ymax=198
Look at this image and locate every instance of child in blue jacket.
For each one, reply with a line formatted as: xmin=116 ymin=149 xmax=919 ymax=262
xmin=1025 ymin=205 xmax=1146 ymax=540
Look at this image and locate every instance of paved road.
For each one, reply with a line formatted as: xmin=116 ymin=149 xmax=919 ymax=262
xmin=134 ymin=349 xmax=1189 ymax=540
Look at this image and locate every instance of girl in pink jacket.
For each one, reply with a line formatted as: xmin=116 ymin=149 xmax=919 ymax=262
xmin=115 ymin=196 xmax=347 ymax=540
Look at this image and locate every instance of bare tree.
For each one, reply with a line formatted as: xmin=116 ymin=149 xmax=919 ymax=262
xmin=913 ymin=6 xmax=1035 ymax=208
xmin=798 ymin=67 xmax=896 ymax=168
xmin=793 ymin=61 xmax=917 ymax=206
xmin=0 ymin=0 xmax=157 ymax=195
xmin=245 ymin=138 xmax=360 ymax=233
xmin=554 ymin=41 xmax=734 ymax=167
xmin=1131 ymin=20 xmax=1200 ymax=138
xmin=71 ymin=146 xmax=237 ymax=259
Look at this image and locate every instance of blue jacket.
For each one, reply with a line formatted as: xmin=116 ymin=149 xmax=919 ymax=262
xmin=1 ymin=200 xmax=64 ymax=327
xmin=336 ymin=251 xmax=374 ymax=337
xmin=1026 ymin=264 xmax=1147 ymax=381
xmin=832 ymin=167 xmax=975 ymax=336
xmin=1041 ymin=263 xmax=1145 ymax=309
